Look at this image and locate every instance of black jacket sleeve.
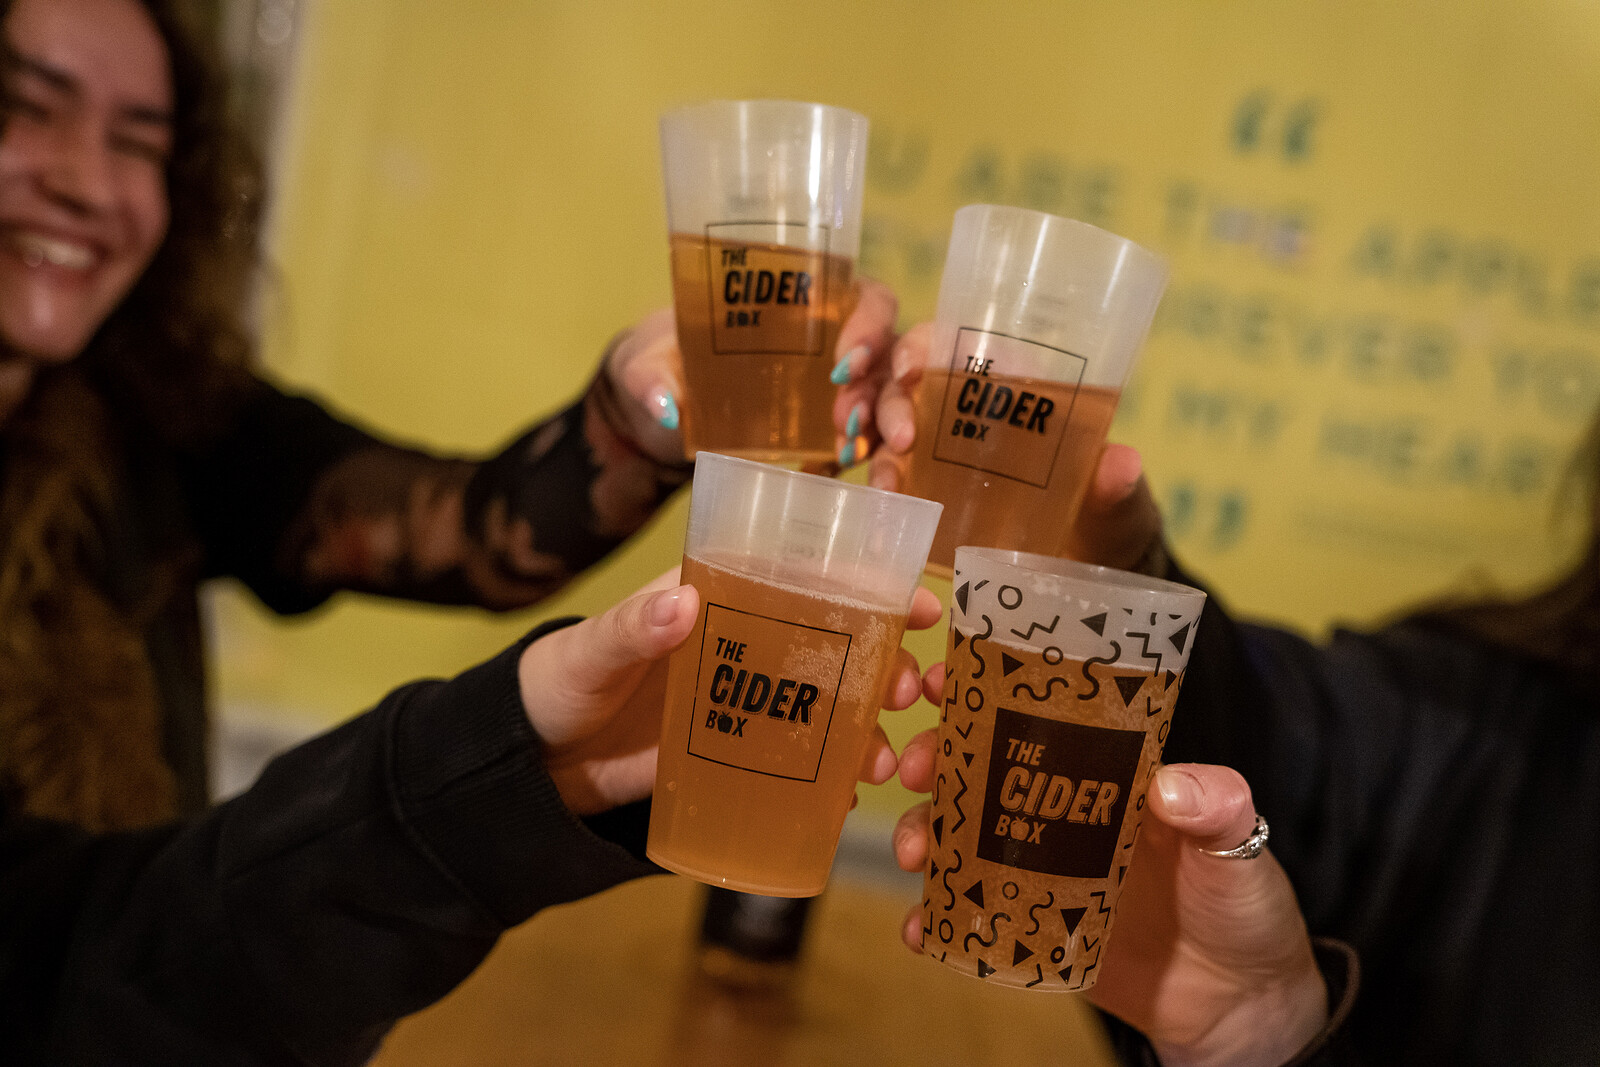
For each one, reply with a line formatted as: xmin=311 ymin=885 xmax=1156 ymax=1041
xmin=181 ymin=378 xmax=383 ymax=614
xmin=0 ymin=618 xmax=660 ymax=1065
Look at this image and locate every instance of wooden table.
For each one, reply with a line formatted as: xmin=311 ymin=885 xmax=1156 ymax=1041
xmin=371 ymin=872 xmax=1119 ymax=1066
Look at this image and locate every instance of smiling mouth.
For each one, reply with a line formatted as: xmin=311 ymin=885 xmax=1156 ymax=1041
xmin=12 ymin=231 xmax=96 ymax=271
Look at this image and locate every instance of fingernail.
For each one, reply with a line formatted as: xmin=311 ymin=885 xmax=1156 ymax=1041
xmin=830 ymin=346 xmax=866 ymax=385
xmin=655 ymin=390 xmax=680 ymax=431
xmin=1156 ymin=767 xmax=1202 ymax=817
xmin=648 ymin=587 xmax=685 ymax=627
xmin=846 ymin=404 xmax=862 ymax=439
xmin=838 ymin=440 xmax=856 ymax=468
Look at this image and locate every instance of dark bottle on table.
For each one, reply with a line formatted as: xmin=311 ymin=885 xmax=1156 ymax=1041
xmin=693 ymin=886 xmax=816 ymax=989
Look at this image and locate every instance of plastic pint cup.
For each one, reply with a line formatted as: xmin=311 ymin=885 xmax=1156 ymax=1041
xmin=660 ymin=100 xmax=869 ymax=463
xmin=899 ymin=205 xmax=1168 ymax=575
xmin=922 ymin=547 xmax=1205 ymax=990
xmin=648 ymin=453 xmax=941 ymax=896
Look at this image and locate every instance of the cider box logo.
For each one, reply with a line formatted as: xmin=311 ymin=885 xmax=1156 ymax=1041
xmin=706 ymin=221 xmax=832 ymax=357
xmin=977 ymin=706 xmax=1144 ymax=878
xmin=932 ymin=328 xmax=1085 ymax=488
xmin=686 ymin=602 xmax=851 ymax=781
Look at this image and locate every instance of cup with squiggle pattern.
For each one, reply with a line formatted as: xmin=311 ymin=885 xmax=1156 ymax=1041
xmin=921 ymin=546 xmax=1206 ymax=991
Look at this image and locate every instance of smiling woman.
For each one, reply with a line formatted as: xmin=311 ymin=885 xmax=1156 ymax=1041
xmin=0 ymin=0 xmax=767 ymax=832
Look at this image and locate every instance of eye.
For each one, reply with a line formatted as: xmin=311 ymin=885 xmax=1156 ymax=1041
xmin=2 ymin=71 xmax=65 ymax=126
xmin=3 ymin=92 xmax=54 ymax=124
xmin=109 ymin=132 xmax=170 ymax=166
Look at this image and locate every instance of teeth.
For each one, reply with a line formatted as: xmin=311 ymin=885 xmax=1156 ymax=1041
xmin=14 ymin=232 xmax=94 ymax=270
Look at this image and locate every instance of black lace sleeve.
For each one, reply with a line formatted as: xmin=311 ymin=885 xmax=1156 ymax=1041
xmin=189 ymin=373 xmax=689 ymax=613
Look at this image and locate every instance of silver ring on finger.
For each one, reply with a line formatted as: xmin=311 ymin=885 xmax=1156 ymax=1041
xmin=1199 ymin=813 xmax=1269 ymax=860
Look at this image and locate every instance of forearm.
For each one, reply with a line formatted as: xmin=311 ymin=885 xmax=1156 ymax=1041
xmin=456 ymin=370 xmax=692 ymax=603
xmin=188 ymin=368 xmax=689 ymax=613
xmin=284 ymin=373 xmax=689 ymax=610
xmin=14 ymin=620 xmax=659 ymax=1064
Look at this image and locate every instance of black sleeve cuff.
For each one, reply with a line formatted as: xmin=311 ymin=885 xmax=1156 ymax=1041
xmin=390 ymin=616 xmax=661 ymax=927
xmin=1283 ymin=938 xmax=1361 ymax=1066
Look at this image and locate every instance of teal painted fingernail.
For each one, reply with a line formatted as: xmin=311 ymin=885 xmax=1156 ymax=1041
xmin=839 ymin=441 xmax=855 ymax=467
xmin=830 ymin=348 xmax=860 ymax=385
xmin=846 ymin=405 xmax=862 ymax=439
xmin=656 ymin=391 xmax=680 ymax=431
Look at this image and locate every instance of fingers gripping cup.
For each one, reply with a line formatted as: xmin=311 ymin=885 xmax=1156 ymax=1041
xmin=660 ymin=100 xmax=869 ymax=463
xmin=923 ymin=547 xmax=1205 ymax=990
xmin=900 ymin=205 xmax=1168 ymax=575
xmin=648 ymin=453 xmax=942 ymax=897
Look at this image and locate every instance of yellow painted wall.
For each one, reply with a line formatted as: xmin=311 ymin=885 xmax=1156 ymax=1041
xmin=212 ymin=1 xmax=1600 ymax=822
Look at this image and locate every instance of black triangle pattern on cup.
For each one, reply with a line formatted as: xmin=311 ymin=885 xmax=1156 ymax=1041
xmin=1170 ymin=621 xmax=1192 ymax=654
xmin=1114 ymin=674 xmax=1146 ymax=705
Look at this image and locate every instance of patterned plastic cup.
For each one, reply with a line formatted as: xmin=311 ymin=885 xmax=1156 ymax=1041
xmin=922 ymin=546 xmax=1205 ymax=990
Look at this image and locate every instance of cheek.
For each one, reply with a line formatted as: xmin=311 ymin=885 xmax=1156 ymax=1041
xmin=135 ymin=185 xmax=171 ymax=268
xmin=0 ymin=124 xmax=56 ymax=181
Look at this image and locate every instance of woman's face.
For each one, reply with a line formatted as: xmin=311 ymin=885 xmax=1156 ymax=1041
xmin=0 ymin=0 xmax=172 ymax=365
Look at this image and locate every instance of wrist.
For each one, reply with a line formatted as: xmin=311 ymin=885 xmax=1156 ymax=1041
xmin=590 ymin=346 xmax=693 ymax=474
xmin=1151 ymin=958 xmax=1328 ymax=1067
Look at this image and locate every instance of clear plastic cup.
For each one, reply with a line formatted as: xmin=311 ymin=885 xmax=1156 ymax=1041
xmin=899 ymin=205 xmax=1169 ymax=575
xmin=660 ymin=100 xmax=869 ymax=464
xmin=922 ymin=546 xmax=1205 ymax=990
xmin=648 ymin=452 xmax=941 ymax=896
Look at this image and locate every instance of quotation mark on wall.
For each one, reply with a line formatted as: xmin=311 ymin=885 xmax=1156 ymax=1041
xmin=1231 ymin=91 xmax=1322 ymax=164
xmin=1162 ymin=483 xmax=1250 ymax=552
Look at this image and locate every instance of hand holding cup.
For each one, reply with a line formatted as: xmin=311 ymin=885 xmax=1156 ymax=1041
xmin=893 ymin=749 xmax=1329 ymax=1067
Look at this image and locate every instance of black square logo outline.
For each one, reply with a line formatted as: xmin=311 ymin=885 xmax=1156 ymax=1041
xmin=930 ymin=327 xmax=1088 ymax=489
xmin=684 ymin=601 xmax=851 ymax=783
xmin=704 ymin=221 xmax=834 ymax=357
